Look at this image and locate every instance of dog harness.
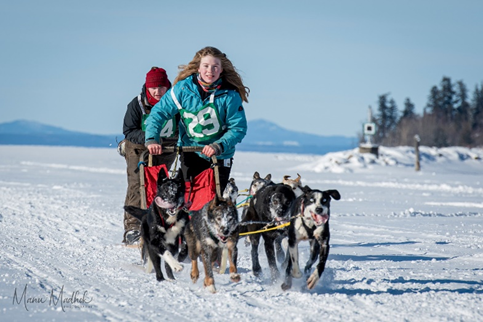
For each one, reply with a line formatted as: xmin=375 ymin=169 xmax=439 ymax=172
xmin=155 ymin=206 xmax=175 ymax=229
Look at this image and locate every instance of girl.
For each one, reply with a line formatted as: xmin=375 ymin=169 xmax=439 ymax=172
xmin=145 ymin=46 xmax=249 ymax=193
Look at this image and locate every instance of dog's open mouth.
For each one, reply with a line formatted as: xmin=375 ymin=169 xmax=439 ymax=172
xmin=217 ymin=234 xmax=228 ymax=243
xmin=154 ymin=196 xmax=182 ymax=216
xmin=311 ymin=212 xmax=329 ymax=226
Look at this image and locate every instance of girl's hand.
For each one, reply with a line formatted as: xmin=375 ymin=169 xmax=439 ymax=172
xmin=202 ymin=145 xmax=215 ymax=157
xmin=147 ymin=143 xmax=163 ymax=155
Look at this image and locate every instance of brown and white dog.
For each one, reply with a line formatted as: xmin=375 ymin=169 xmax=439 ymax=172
xmin=281 ymin=187 xmax=340 ymax=291
xmin=282 ymin=173 xmax=304 ymax=197
xmin=184 ymin=196 xmax=240 ymax=293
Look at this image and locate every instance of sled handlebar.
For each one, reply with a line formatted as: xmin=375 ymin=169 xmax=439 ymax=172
xmin=161 ymin=146 xmax=204 ymax=153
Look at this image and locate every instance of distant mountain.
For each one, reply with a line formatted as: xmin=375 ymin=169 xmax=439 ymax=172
xmin=0 ymin=120 xmax=121 ymax=148
xmin=0 ymin=119 xmax=357 ymax=154
xmin=238 ymin=119 xmax=357 ymax=154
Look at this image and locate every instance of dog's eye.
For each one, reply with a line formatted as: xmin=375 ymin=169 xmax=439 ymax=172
xmin=322 ymin=198 xmax=327 ymax=203
xmin=310 ymin=198 xmax=315 ymax=203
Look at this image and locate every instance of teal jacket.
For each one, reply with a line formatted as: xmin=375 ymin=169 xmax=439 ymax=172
xmin=145 ymin=75 xmax=247 ymax=161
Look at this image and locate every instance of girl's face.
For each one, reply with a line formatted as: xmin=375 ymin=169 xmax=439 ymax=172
xmin=198 ymin=55 xmax=223 ymax=84
xmin=147 ymin=86 xmax=168 ymax=101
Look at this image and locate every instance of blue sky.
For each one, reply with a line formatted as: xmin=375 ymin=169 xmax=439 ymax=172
xmin=1 ymin=0 xmax=482 ymax=137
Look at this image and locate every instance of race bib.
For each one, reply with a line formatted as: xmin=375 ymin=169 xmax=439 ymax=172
xmin=142 ymin=114 xmax=177 ymax=138
xmin=180 ymin=102 xmax=222 ymax=141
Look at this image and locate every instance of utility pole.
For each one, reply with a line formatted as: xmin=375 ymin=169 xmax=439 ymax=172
xmin=414 ymin=134 xmax=421 ymax=171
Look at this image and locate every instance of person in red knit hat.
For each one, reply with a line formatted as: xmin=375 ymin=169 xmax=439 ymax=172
xmin=121 ymin=67 xmax=179 ymax=245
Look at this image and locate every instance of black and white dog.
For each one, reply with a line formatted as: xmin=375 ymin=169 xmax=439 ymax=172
xmin=223 ymin=178 xmax=239 ymax=203
xmin=184 ymin=196 xmax=240 ymax=293
xmin=241 ymin=172 xmax=273 ymax=225
xmin=248 ymin=172 xmax=273 ymax=197
xmin=281 ymin=188 xmax=340 ymax=291
xmin=124 ymin=170 xmax=189 ymax=282
xmin=242 ymin=183 xmax=296 ymax=281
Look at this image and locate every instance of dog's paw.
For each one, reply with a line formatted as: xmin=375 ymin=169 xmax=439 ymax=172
xmin=306 ymin=269 xmax=320 ymax=289
xmin=163 ymin=251 xmax=184 ymax=272
xmin=205 ymin=284 xmax=216 ymax=293
xmin=190 ymin=273 xmax=199 ymax=284
xmin=204 ymin=277 xmax=216 ymax=293
xmin=172 ymin=262 xmax=184 ymax=272
xmin=281 ymin=281 xmax=292 ymax=291
xmin=230 ymin=273 xmax=241 ymax=283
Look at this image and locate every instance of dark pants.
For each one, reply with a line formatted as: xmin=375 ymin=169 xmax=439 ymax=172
xmin=180 ymin=152 xmax=232 ymax=193
xmin=122 ymin=140 xmax=176 ymax=242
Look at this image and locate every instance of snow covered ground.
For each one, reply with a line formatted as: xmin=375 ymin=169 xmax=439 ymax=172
xmin=0 ymin=145 xmax=482 ymax=322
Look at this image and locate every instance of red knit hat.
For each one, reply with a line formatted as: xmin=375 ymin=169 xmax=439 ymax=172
xmin=145 ymin=67 xmax=170 ymax=88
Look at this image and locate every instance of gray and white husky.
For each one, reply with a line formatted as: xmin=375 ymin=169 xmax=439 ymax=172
xmin=184 ymin=196 xmax=240 ymax=293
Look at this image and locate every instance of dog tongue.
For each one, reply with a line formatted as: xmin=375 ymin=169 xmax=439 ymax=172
xmin=312 ymin=213 xmax=329 ymax=225
xmin=154 ymin=196 xmax=175 ymax=209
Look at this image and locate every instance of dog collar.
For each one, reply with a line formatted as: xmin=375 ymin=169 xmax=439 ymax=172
xmin=156 ymin=206 xmax=175 ymax=229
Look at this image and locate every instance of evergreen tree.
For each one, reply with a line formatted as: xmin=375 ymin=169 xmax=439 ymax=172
xmin=426 ymin=86 xmax=441 ymax=115
xmin=401 ymin=98 xmax=416 ymax=120
xmin=440 ymin=76 xmax=455 ymax=120
xmin=455 ymin=80 xmax=470 ymax=121
xmin=471 ymin=82 xmax=483 ymax=130
xmin=387 ymin=98 xmax=399 ymax=132
xmin=375 ymin=93 xmax=390 ymax=142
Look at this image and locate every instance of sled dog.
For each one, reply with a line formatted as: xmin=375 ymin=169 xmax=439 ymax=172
xmin=223 ymin=178 xmax=239 ymax=203
xmin=281 ymin=188 xmax=340 ymax=290
xmin=282 ymin=173 xmax=304 ymax=197
xmin=240 ymin=172 xmax=273 ymax=223
xmin=184 ymin=196 xmax=240 ymax=293
xmin=124 ymin=170 xmax=189 ymax=282
xmin=242 ymin=183 xmax=296 ymax=281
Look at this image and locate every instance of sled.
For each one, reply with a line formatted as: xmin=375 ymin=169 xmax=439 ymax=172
xmin=149 ymin=146 xmax=223 ymax=211
xmin=137 ymin=146 xmax=229 ymax=273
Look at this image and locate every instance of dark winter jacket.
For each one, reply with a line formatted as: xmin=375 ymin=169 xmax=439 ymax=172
xmin=123 ymin=85 xmax=179 ymax=145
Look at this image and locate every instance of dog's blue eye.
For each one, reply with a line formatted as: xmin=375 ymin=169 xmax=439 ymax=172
xmin=322 ymin=199 xmax=327 ymax=203
xmin=310 ymin=198 xmax=315 ymax=203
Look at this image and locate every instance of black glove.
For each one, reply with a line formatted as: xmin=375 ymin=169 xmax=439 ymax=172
xmin=209 ymin=142 xmax=223 ymax=156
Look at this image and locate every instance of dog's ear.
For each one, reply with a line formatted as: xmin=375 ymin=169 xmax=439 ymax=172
xmin=301 ymin=185 xmax=312 ymax=194
xmin=253 ymin=171 xmax=260 ymax=179
xmin=326 ymin=189 xmax=341 ymax=200
xmin=295 ymin=173 xmax=302 ymax=184
xmin=157 ymin=168 xmax=169 ymax=184
xmin=265 ymin=174 xmax=272 ymax=181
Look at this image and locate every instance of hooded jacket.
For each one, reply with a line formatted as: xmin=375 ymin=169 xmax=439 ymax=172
xmin=145 ymin=74 xmax=247 ymax=160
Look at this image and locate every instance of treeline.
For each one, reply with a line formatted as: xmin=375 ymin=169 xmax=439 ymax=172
xmin=368 ymin=76 xmax=483 ymax=147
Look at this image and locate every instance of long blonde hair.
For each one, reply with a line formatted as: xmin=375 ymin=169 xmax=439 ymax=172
xmin=174 ymin=46 xmax=250 ymax=103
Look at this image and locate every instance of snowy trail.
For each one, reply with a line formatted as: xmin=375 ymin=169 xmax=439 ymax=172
xmin=1 ymin=145 xmax=482 ymax=321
